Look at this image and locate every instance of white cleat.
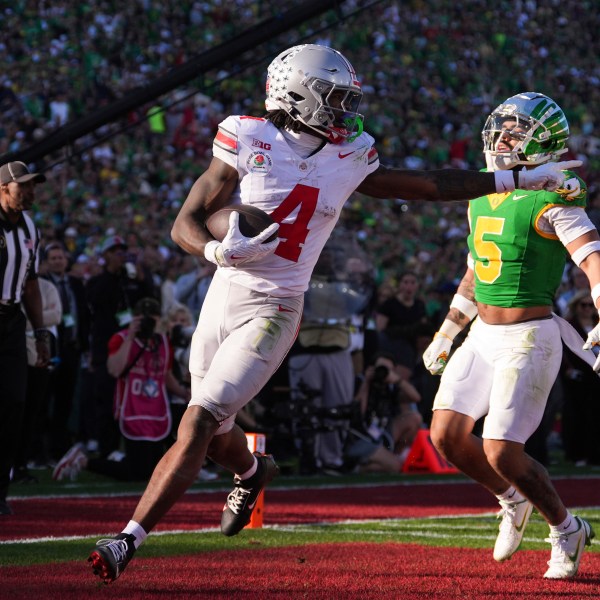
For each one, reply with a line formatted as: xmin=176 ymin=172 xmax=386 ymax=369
xmin=493 ymin=498 xmax=534 ymax=562
xmin=543 ymin=516 xmax=595 ymax=579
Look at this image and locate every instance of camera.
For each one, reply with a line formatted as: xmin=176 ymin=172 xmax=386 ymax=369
xmin=373 ymin=364 xmax=389 ymax=382
xmin=134 ymin=298 xmax=160 ymax=341
xmin=138 ymin=314 xmax=156 ymax=341
xmin=170 ymin=324 xmax=195 ymax=349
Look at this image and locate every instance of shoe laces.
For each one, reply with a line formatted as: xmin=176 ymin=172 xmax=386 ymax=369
xmin=497 ymin=500 xmax=519 ymax=530
xmin=96 ymin=538 xmax=131 ymax=563
xmin=226 ymin=483 xmax=252 ymax=515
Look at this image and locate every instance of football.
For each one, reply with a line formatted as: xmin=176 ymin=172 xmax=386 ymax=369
xmin=205 ymin=205 xmax=278 ymax=243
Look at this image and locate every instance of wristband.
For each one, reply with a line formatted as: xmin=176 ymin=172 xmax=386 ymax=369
xmin=571 ymin=241 xmax=600 ymax=267
xmin=494 ymin=170 xmax=517 ymax=193
xmin=203 ymin=240 xmax=221 ymax=266
xmin=437 ymin=319 xmax=462 ymax=341
xmin=450 ymin=293 xmax=478 ymax=320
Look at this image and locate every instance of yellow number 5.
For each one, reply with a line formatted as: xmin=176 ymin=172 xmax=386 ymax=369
xmin=473 ymin=216 xmax=504 ymax=283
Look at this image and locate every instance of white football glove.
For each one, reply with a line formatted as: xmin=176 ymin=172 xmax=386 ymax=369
xmin=517 ymin=160 xmax=582 ymax=192
xmin=582 ymin=321 xmax=600 ymax=372
xmin=204 ymin=211 xmax=279 ymax=268
xmin=422 ymin=333 xmax=453 ymax=375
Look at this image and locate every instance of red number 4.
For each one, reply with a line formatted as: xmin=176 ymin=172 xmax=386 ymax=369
xmin=269 ymin=184 xmax=319 ymax=262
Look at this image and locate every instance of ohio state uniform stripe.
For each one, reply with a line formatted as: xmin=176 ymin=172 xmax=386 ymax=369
xmin=214 ymin=128 xmax=237 ymax=154
xmin=367 ymin=147 xmax=379 ymax=164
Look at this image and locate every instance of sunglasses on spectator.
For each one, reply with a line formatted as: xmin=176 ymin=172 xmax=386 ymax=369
xmin=578 ymin=302 xmax=595 ymax=308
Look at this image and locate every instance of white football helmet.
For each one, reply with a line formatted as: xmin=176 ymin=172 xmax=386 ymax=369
xmin=265 ymin=44 xmax=363 ymax=144
xmin=482 ymin=92 xmax=569 ymax=171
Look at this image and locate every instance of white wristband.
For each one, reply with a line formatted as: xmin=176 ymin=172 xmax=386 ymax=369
xmin=450 ymin=293 xmax=478 ymax=320
xmin=591 ymin=283 xmax=600 ymax=307
xmin=204 ymin=240 xmax=220 ymax=266
xmin=437 ymin=319 xmax=462 ymax=341
xmin=570 ymin=241 xmax=600 ymax=267
xmin=494 ymin=170 xmax=517 ymax=193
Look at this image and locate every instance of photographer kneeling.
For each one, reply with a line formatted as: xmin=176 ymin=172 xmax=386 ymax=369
xmin=345 ymin=352 xmax=422 ymax=473
xmin=53 ymin=298 xmax=190 ymax=482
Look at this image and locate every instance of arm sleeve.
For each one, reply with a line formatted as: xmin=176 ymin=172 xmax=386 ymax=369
xmin=542 ymin=205 xmax=597 ymax=246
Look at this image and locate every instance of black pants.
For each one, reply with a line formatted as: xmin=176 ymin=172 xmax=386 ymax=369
xmin=90 ymin=364 xmax=119 ymax=456
xmin=0 ymin=308 xmax=27 ymax=501
xmin=48 ymin=342 xmax=81 ymax=459
xmin=87 ymin=437 xmax=167 ymax=481
xmin=15 ymin=365 xmax=50 ymax=468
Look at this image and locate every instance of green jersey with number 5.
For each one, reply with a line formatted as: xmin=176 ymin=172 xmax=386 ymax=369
xmin=467 ymin=170 xmax=587 ymax=307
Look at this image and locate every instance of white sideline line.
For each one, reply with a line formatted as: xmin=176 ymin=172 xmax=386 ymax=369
xmin=2 ymin=507 xmax=598 ymax=545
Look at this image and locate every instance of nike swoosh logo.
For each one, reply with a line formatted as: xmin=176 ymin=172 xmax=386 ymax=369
xmin=512 ymin=194 xmax=528 ymax=200
xmin=278 ymin=304 xmax=295 ymax=313
xmin=248 ymin=499 xmax=258 ymax=510
xmin=230 ymin=255 xmax=244 ymax=260
xmin=514 ymin=513 xmax=528 ymax=532
xmin=514 ymin=502 xmax=532 ymax=532
xmin=338 ymin=151 xmax=356 ymax=159
xmin=568 ymin=536 xmax=583 ymax=563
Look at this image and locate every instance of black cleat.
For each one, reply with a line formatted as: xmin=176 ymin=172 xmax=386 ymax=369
xmin=221 ymin=453 xmax=279 ymax=537
xmin=88 ymin=533 xmax=136 ymax=583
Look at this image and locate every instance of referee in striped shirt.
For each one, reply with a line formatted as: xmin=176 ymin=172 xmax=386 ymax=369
xmin=0 ymin=161 xmax=50 ymax=516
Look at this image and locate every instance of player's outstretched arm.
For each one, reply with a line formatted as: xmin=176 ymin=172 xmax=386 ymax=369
xmin=357 ymin=160 xmax=582 ymax=201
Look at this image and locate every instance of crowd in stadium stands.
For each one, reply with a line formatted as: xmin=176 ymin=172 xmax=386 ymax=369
xmin=3 ymin=0 xmax=600 ymax=478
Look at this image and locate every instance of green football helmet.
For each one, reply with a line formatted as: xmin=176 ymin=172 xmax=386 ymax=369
xmin=482 ymin=92 xmax=569 ymax=171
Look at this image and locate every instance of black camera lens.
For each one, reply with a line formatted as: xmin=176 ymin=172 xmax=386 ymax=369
xmin=139 ymin=315 xmax=156 ymax=340
xmin=373 ymin=365 xmax=389 ymax=381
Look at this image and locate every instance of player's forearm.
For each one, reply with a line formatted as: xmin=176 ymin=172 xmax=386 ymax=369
xmin=357 ymin=166 xmax=502 ymax=201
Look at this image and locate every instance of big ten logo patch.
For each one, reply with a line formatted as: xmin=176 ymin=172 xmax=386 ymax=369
xmin=252 ymin=138 xmax=271 ymax=151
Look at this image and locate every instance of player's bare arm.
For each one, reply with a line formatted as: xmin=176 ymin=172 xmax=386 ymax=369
xmin=448 ymin=267 xmax=476 ymax=328
xmin=171 ymin=157 xmax=239 ymax=256
xmin=566 ymin=229 xmax=600 ymax=297
xmin=356 ymin=164 xmax=500 ymax=201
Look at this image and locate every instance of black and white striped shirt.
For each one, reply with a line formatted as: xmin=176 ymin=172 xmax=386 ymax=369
xmin=0 ymin=208 xmax=40 ymax=304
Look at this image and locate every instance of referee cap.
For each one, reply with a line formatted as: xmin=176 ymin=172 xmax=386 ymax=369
xmin=0 ymin=161 xmax=46 ymax=184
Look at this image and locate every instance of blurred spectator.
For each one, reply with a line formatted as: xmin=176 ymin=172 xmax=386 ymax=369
xmin=346 ymin=351 xmax=421 ymax=473
xmin=560 ymin=290 xmax=600 ymax=466
xmin=586 ymin=189 xmax=600 ymax=233
xmin=85 ymin=235 xmax=157 ymax=456
xmin=555 ymin=265 xmax=590 ymax=316
xmin=160 ymin=302 xmax=195 ymax=437
xmin=174 ymin=255 xmax=215 ymax=322
xmin=375 ymin=270 xmax=429 ymax=376
xmin=42 ymin=242 xmax=90 ymax=461
xmin=53 ymin=297 xmax=190 ymax=482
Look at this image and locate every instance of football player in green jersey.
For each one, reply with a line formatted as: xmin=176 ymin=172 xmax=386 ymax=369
xmin=423 ymin=92 xmax=598 ymax=579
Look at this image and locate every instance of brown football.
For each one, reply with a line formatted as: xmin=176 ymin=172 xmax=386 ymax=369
xmin=205 ymin=205 xmax=278 ymax=243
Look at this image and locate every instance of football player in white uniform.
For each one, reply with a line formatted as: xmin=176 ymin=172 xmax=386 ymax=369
xmin=88 ymin=44 xmax=581 ymax=584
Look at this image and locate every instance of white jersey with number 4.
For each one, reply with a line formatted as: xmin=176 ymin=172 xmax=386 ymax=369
xmin=212 ymin=115 xmax=379 ymax=297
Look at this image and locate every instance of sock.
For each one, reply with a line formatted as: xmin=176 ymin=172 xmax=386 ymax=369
xmin=496 ymin=486 xmax=525 ymax=503
xmin=237 ymin=455 xmax=258 ymax=480
xmin=122 ymin=520 xmax=148 ymax=549
xmin=550 ymin=512 xmax=577 ymax=535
